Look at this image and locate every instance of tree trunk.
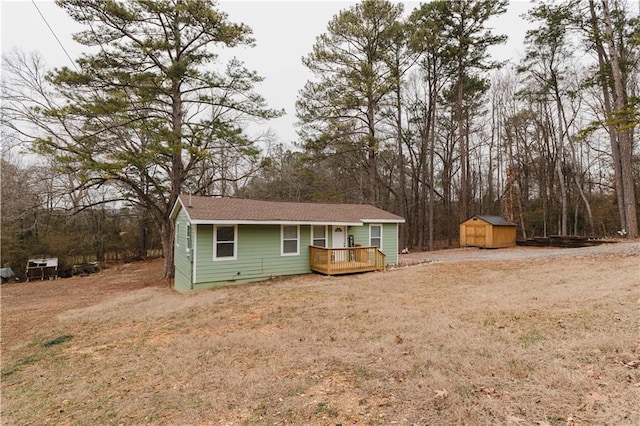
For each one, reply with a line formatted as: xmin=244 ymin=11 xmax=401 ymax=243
xmin=427 ymin=62 xmax=439 ymax=251
xmin=588 ymin=0 xmax=627 ymax=232
xmin=159 ymin=218 xmax=175 ymax=282
xmin=167 ymin=72 xmax=183 ymax=278
xmin=395 ymin=67 xmax=408 ymax=251
xmin=457 ymin=77 xmax=469 ymax=221
xmin=367 ymin=101 xmax=377 ymax=206
xmin=560 ymin=102 xmax=595 ymax=235
xmin=601 ymin=0 xmax=638 ymax=238
xmin=428 ymin=104 xmax=436 ymax=251
xmin=550 ymin=82 xmax=569 ymax=236
xmin=138 ymin=211 xmax=147 ymax=260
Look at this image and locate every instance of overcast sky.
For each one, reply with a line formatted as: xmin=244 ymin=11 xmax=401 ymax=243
xmin=1 ymin=1 xmax=533 ymax=147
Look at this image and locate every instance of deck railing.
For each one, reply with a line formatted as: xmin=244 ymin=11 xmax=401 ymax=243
xmin=309 ymin=246 xmax=386 ymax=275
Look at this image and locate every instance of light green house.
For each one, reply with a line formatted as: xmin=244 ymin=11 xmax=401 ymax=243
xmin=170 ymin=195 xmax=405 ymax=292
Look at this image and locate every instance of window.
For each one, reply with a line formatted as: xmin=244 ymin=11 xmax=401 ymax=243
xmin=281 ymin=225 xmax=299 ymax=255
xmin=186 ymin=225 xmax=192 ymax=250
xmin=176 ymin=223 xmax=181 ymax=247
xmin=214 ymin=225 xmax=236 ymax=260
xmin=370 ymin=224 xmax=382 ymax=249
xmin=311 ymin=225 xmax=327 ymax=247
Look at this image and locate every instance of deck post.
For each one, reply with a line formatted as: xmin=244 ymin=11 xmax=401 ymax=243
xmin=326 ymin=248 xmax=331 ymax=274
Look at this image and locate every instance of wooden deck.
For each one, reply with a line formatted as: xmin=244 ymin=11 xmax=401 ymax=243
xmin=309 ymin=246 xmax=386 ymax=276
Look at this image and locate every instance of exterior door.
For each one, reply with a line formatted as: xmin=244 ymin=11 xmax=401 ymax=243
xmin=332 ymin=226 xmax=345 ymax=248
xmin=466 ymin=225 xmax=486 ymax=247
xmin=332 ymin=226 xmax=346 ymax=261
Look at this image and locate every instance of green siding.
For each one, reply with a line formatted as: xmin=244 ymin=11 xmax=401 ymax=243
xmin=347 ymin=223 xmax=398 ymax=265
xmin=173 ymin=209 xmax=193 ymax=292
xmin=382 ymin=223 xmax=399 ymax=264
xmin=348 ymin=225 xmax=368 ymax=247
xmin=193 ymin=224 xmax=312 ymax=289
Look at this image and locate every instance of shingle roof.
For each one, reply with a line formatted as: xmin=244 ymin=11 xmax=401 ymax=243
xmin=174 ymin=195 xmax=405 ymax=224
xmin=474 ymin=215 xmax=516 ymax=226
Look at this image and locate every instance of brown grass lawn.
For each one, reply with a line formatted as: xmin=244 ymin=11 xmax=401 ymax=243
xmin=2 ymin=245 xmax=639 ymax=425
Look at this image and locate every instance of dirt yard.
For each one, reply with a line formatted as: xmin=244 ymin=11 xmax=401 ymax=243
xmin=2 ymin=243 xmax=639 ymax=425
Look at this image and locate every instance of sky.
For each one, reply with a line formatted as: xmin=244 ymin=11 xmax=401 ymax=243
xmin=1 ymin=0 xmax=534 ymax=147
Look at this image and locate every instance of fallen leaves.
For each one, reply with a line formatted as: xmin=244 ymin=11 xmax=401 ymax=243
xmin=586 ymin=391 xmax=609 ymax=403
xmin=566 ymin=413 xmax=578 ymax=425
xmin=434 ymin=389 xmax=448 ymax=399
xmin=576 ymin=390 xmax=610 ymax=412
xmin=506 ymin=414 xmax=524 ymax=424
xmin=473 ymin=385 xmax=513 ymax=402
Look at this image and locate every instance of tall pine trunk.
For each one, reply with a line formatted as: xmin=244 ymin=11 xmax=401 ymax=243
xmin=588 ymin=0 xmax=628 ymax=233
xmin=601 ymin=0 xmax=638 ymax=238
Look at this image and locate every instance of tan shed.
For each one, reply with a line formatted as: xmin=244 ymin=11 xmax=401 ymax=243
xmin=460 ymin=215 xmax=517 ymax=248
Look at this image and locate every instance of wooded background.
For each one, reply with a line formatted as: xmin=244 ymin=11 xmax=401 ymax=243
xmin=2 ymin=0 xmax=638 ymax=279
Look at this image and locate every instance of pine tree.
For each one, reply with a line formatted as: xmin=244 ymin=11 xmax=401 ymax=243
xmin=296 ymin=0 xmax=404 ymax=206
xmin=30 ymin=0 xmax=282 ymax=278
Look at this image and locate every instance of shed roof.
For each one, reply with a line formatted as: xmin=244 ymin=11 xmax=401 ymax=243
xmin=26 ymin=256 xmax=58 ymax=267
xmin=172 ymin=195 xmax=405 ymax=225
xmin=467 ymin=215 xmax=516 ymax=226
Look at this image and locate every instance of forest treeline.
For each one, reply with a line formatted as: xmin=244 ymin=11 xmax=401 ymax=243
xmin=1 ymin=158 xmax=163 ymax=278
xmin=244 ymin=0 xmax=639 ymax=250
xmin=1 ymin=0 xmax=638 ymax=278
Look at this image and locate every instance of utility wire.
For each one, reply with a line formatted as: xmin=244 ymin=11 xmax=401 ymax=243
xmin=31 ymin=0 xmax=79 ymax=71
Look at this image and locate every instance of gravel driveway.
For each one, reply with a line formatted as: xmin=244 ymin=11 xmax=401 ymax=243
xmin=398 ymin=240 xmax=640 ymax=265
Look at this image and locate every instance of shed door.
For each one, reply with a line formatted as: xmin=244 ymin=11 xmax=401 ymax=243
xmin=466 ymin=225 xmax=486 ymax=247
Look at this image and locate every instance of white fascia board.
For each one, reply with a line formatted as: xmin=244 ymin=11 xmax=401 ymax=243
xmin=168 ymin=198 xmax=183 ymax=220
xmin=306 ymin=222 xmax=363 ymax=227
xmin=360 ymin=218 xmax=406 ymax=224
xmin=189 ymin=219 xmax=362 ymax=226
xmin=169 ymin=197 xmax=194 ymax=221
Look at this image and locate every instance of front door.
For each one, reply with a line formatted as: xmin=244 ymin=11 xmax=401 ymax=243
xmin=332 ymin=226 xmax=346 ymax=262
xmin=332 ymin=226 xmax=345 ymax=248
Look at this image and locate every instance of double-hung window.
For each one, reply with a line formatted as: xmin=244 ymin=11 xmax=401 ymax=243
xmin=214 ymin=225 xmax=236 ymax=260
xmin=281 ymin=225 xmax=299 ymax=255
xmin=370 ymin=224 xmax=382 ymax=249
xmin=311 ymin=225 xmax=327 ymax=247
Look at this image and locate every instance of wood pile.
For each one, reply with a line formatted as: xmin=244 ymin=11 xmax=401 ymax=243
xmin=72 ymin=262 xmax=101 ymax=276
xmin=516 ymin=236 xmax=618 ymax=248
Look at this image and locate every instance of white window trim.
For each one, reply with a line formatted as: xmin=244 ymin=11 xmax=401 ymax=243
xmin=311 ymin=225 xmax=328 ymax=247
xmin=369 ymin=224 xmax=383 ymax=249
xmin=186 ymin=224 xmax=192 ymax=251
xmin=281 ymin=224 xmax=300 ymax=256
xmin=213 ymin=224 xmax=237 ymax=261
xmin=176 ymin=222 xmax=181 ymax=247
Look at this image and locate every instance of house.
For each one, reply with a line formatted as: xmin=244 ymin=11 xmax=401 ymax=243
xmin=460 ymin=215 xmax=517 ymax=249
xmin=170 ymin=195 xmax=405 ymax=292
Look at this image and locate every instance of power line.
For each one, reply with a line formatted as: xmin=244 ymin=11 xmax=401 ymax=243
xmin=30 ymin=0 xmax=79 ymax=71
